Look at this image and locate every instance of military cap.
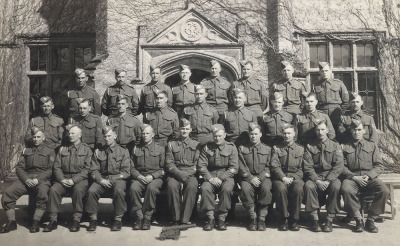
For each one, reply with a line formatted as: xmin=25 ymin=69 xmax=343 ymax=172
xmin=150 ymin=65 xmax=160 ymax=72
xmin=179 ymin=118 xmax=191 ymax=127
xmin=77 ymin=98 xmax=92 ymax=106
xmin=154 ymin=88 xmax=168 ymax=96
xmin=39 ymin=96 xmax=53 ymax=105
xmin=350 ymin=119 xmax=363 ymax=128
xmin=115 ymin=68 xmax=126 ymax=76
xmin=102 ymin=125 xmax=117 ymax=135
xmin=239 ymin=60 xmax=253 ymax=67
xmin=270 ymin=92 xmax=283 ymax=101
xmin=117 ymin=94 xmax=128 ymax=102
xmin=248 ymin=122 xmax=261 ymax=132
xmin=139 ymin=123 xmax=153 ymax=132
xmin=65 ymin=124 xmax=81 ymax=132
xmin=314 ymin=118 xmax=327 ymax=126
xmin=318 ymin=62 xmax=330 ymax=70
xmin=282 ymin=123 xmax=295 ymax=131
xmin=349 ymin=92 xmax=360 ymax=101
xmin=280 ymin=61 xmax=293 ymax=69
xmin=75 ymin=68 xmax=86 ymax=76
xmin=211 ymin=124 xmax=225 ymax=133
xmin=31 ymin=126 xmax=44 ymax=135
xmin=210 ymin=60 xmax=220 ymax=67
xmin=231 ymin=88 xmax=246 ymax=96
xmin=195 ymin=84 xmax=206 ymax=92
xmin=179 ymin=64 xmax=191 ymax=72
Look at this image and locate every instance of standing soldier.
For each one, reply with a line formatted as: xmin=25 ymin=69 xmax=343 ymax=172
xmin=130 ymin=124 xmax=165 ymax=230
xmin=102 ymin=68 xmax=139 ymax=117
xmin=44 ymin=125 xmax=92 ymax=232
xmin=338 ymin=93 xmax=378 ymax=144
xmin=303 ymin=119 xmax=344 ymax=232
xmin=200 ymin=60 xmax=231 ymax=119
xmin=260 ymin=92 xmax=294 ymax=146
xmin=238 ymin=123 xmax=272 ymax=231
xmin=269 ymin=61 xmax=307 ymax=115
xmin=221 ymin=88 xmax=257 ymax=146
xmin=183 ymin=85 xmax=219 ymax=146
xmin=294 ymin=92 xmax=335 ymax=145
xmin=198 ymin=124 xmax=238 ymax=231
xmin=68 ymin=68 xmax=101 ymax=118
xmin=312 ymin=62 xmax=349 ymax=132
xmin=172 ymin=65 xmax=196 ymax=117
xmin=166 ymin=118 xmax=200 ymax=225
xmin=69 ymin=98 xmax=104 ymax=150
xmin=86 ymin=126 xmax=131 ymax=232
xmin=271 ymin=124 xmax=304 ymax=231
xmin=230 ymin=60 xmax=268 ymax=117
xmin=25 ymin=96 xmax=64 ymax=150
xmin=139 ymin=65 xmax=172 ymax=115
xmin=1 ymin=127 xmax=54 ymax=233
xmin=340 ymin=120 xmax=389 ymax=233
xmin=107 ymin=94 xmax=141 ymax=151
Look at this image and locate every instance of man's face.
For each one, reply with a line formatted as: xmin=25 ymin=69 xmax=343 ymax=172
xmin=150 ymin=68 xmax=161 ymax=82
xmin=350 ymin=96 xmax=363 ymax=111
xmin=305 ymin=96 xmax=318 ymax=111
xmin=68 ymin=127 xmax=82 ymax=144
xmin=242 ymin=64 xmax=252 ymax=78
xmin=117 ymin=99 xmax=128 ymax=113
xmin=213 ymin=130 xmax=226 ymax=145
xmin=180 ymin=125 xmax=192 ymax=139
xmin=141 ymin=126 xmax=155 ymax=144
xmin=104 ymin=131 xmax=117 ymax=146
xmin=271 ymin=97 xmax=284 ymax=111
xmin=41 ymin=101 xmax=54 ymax=115
xmin=116 ymin=71 xmax=126 ymax=85
xmin=315 ymin=123 xmax=329 ymax=141
xmin=283 ymin=128 xmax=296 ymax=144
xmin=155 ymin=93 xmax=168 ymax=108
xmin=234 ymin=93 xmax=246 ymax=108
xmin=179 ymin=69 xmax=191 ymax=81
xmin=195 ymin=89 xmax=207 ymax=103
xmin=210 ymin=64 xmax=221 ymax=77
xmin=351 ymin=124 xmax=365 ymax=141
xmin=79 ymin=101 xmax=91 ymax=117
xmin=32 ymin=131 xmax=45 ymax=146
xmin=282 ymin=66 xmax=293 ymax=80
xmin=76 ymin=73 xmax=88 ymax=87
xmin=320 ymin=65 xmax=332 ymax=80
xmin=249 ymin=128 xmax=262 ymax=145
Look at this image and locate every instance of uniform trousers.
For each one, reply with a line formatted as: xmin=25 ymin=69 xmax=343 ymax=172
xmin=272 ymin=179 xmax=304 ymax=220
xmin=240 ymin=178 xmax=272 ymax=209
xmin=129 ymin=178 xmax=164 ymax=219
xmin=304 ymin=179 xmax=341 ymax=214
xmin=200 ymin=178 xmax=234 ymax=218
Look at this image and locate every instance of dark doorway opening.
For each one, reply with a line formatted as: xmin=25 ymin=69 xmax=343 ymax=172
xmin=164 ymin=69 xmax=210 ymax=87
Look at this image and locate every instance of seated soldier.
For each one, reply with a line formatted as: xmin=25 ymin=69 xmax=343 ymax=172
xmin=166 ymin=118 xmax=200 ymax=225
xmin=260 ymin=92 xmax=293 ymax=146
xmin=1 ymin=127 xmax=55 ymax=233
xmin=130 ymin=124 xmax=165 ymax=230
xmin=303 ymin=119 xmax=344 ymax=232
xmin=45 ymin=125 xmax=92 ymax=232
xmin=68 ymin=98 xmax=104 ymax=150
xmin=25 ymin=96 xmax=64 ymax=150
xmin=86 ymin=125 xmax=131 ymax=232
xmin=340 ymin=120 xmax=389 ymax=233
xmin=183 ymin=84 xmax=219 ymax=146
xmin=198 ymin=124 xmax=238 ymax=231
xmin=238 ymin=123 xmax=272 ymax=231
xmin=107 ymin=94 xmax=141 ymax=151
xmin=271 ymin=124 xmax=304 ymax=231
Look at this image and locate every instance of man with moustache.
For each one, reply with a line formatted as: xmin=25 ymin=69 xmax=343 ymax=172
xmin=172 ymin=65 xmax=196 ymax=117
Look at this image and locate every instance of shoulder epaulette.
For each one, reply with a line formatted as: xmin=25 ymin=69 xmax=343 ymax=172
xmin=166 ymin=107 xmax=178 ymax=115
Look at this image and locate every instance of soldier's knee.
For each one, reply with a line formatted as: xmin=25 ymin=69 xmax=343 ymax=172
xmin=114 ymin=187 xmax=126 ymax=197
xmin=304 ymin=181 xmax=316 ymax=190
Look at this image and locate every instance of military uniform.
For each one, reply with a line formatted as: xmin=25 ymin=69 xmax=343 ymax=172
xmin=68 ymin=86 xmax=101 ymax=118
xmin=221 ymin=106 xmax=257 ymax=146
xmin=25 ymin=114 xmax=64 ymax=149
xmin=269 ymin=78 xmax=307 ymax=115
xmin=142 ymin=107 xmax=179 ymax=147
xmin=129 ymin=141 xmax=165 ymax=220
xmin=101 ymin=83 xmax=139 ymax=117
xmin=139 ymin=81 xmax=172 ymax=114
xmin=47 ymin=143 xmax=92 ymax=222
xmin=294 ymin=110 xmax=335 ymax=145
xmin=107 ymin=114 xmax=141 ymax=150
xmin=86 ymin=144 xmax=131 ymax=221
xmin=183 ymin=102 xmax=219 ymax=145
xmin=200 ymin=76 xmax=231 ymax=117
xmin=172 ymin=81 xmax=196 ymax=117
xmin=69 ymin=114 xmax=104 ymax=149
xmin=166 ymin=137 xmax=200 ymax=224
xmin=340 ymin=139 xmax=389 ymax=219
xmin=338 ymin=110 xmax=378 ymax=144
xmin=198 ymin=141 xmax=238 ymax=221
xmin=260 ymin=109 xmax=293 ymax=146
xmin=238 ymin=142 xmax=272 ymax=221
xmin=230 ymin=77 xmax=268 ymax=117
xmin=271 ymin=143 xmax=304 ymax=221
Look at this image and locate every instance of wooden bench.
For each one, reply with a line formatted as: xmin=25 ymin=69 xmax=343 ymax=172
xmin=379 ymin=173 xmax=400 ymax=219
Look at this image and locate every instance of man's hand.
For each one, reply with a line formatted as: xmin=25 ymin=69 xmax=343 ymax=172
xmin=180 ymin=173 xmax=190 ymax=183
xmin=352 ymin=176 xmax=368 ymax=187
xmin=282 ymin=177 xmax=293 ymax=186
xmin=209 ymin=178 xmax=222 ymax=188
xmin=316 ymin=180 xmax=329 ymax=191
xmin=138 ymin=175 xmax=148 ymax=185
xmin=250 ymin=177 xmax=261 ymax=187
xmin=67 ymin=179 xmax=74 ymax=186
xmin=25 ymin=179 xmax=36 ymax=188
xmin=100 ymin=179 xmax=112 ymax=188
xmin=61 ymin=179 xmax=72 ymax=188
xmin=144 ymin=175 xmax=154 ymax=183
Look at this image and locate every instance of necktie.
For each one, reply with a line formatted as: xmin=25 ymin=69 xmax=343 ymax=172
xmin=252 ymin=146 xmax=258 ymax=173
xmin=285 ymin=147 xmax=290 ymax=171
xmin=70 ymin=147 xmax=77 ymax=173
xmin=215 ymin=146 xmax=220 ymax=167
xmin=320 ymin=143 xmax=325 ymax=170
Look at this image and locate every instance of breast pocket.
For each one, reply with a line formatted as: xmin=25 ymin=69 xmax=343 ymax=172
xmin=108 ymin=90 xmax=119 ymax=107
xmin=144 ymin=89 xmax=155 ymax=107
xmin=185 ymin=145 xmax=198 ymax=164
xmin=329 ymin=84 xmax=340 ymax=101
xmin=160 ymin=117 xmax=174 ymax=137
xmin=248 ymin=84 xmax=261 ymax=103
xmin=288 ymin=84 xmax=301 ymax=100
xmin=60 ymin=152 xmax=70 ymax=172
xmin=123 ymin=122 xmax=136 ymax=141
xmin=257 ymin=149 xmax=270 ymax=172
xmin=96 ymin=155 xmax=107 ymax=172
xmin=76 ymin=153 xmax=88 ymax=170
xmin=203 ymin=111 xmax=214 ymax=125
xmin=264 ymin=117 xmax=276 ymax=134
xmin=134 ymin=150 xmax=145 ymax=169
xmin=83 ymin=122 xmax=96 ymax=143
xmin=360 ymin=148 xmax=373 ymax=170
xmin=149 ymin=151 xmax=162 ymax=168
xmin=217 ymin=83 xmax=230 ymax=98
xmin=37 ymin=153 xmax=51 ymax=168
xmin=289 ymin=152 xmax=302 ymax=172
xmin=219 ymin=151 xmax=231 ymax=168
xmin=314 ymin=86 xmax=325 ymax=102
xmin=343 ymin=148 xmax=356 ymax=170
xmin=322 ymin=150 xmax=334 ymax=170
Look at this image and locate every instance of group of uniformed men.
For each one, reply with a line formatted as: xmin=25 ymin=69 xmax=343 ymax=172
xmin=1 ymin=60 xmax=389 ymax=235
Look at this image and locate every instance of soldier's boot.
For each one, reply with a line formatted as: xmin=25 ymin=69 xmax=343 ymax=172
xmin=257 ymin=219 xmax=266 ymax=231
xmin=323 ymin=219 xmax=333 ymax=232
xmin=216 ymin=219 xmax=227 ymax=231
xmin=142 ymin=218 xmax=151 ymax=230
xmin=43 ymin=221 xmax=57 ymax=232
xmin=87 ymin=220 xmax=97 ymax=232
xmin=0 ymin=221 xmax=17 ymax=233
xmin=111 ymin=220 xmax=122 ymax=231
xmin=353 ymin=218 xmax=364 ymax=233
xmin=203 ymin=219 xmax=215 ymax=231
xmin=69 ymin=220 xmax=80 ymax=232
xmin=248 ymin=218 xmax=257 ymax=231
xmin=289 ymin=220 xmax=300 ymax=231
xmin=311 ymin=220 xmax=321 ymax=232
xmin=278 ymin=218 xmax=289 ymax=231
xmin=365 ymin=219 xmax=378 ymax=233
xmin=29 ymin=220 xmax=40 ymax=233
xmin=132 ymin=219 xmax=143 ymax=230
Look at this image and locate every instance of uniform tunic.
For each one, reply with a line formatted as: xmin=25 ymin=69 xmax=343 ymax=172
xmin=200 ymin=76 xmax=231 ymax=115
xmin=269 ymin=78 xmax=307 ymax=115
xmin=25 ymin=113 xmax=64 ymax=149
xmin=107 ymin=114 xmax=141 ymax=149
xmin=221 ymin=106 xmax=257 ymax=146
xmin=139 ymin=81 xmax=172 ymax=114
xmin=101 ymin=83 xmax=139 ymax=117
xmin=68 ymin=86 xmax=101 ymax=118
xmin=143 ymin=107 xmax=179 ymax=147
xmin=338 ymin=110 xmax=378 ymax=143
xmin=294 ymin=110 xmax=335 ymax=145
xmin=69 ymin=114 xmax=104 ymax=149
xmin=172 ymin=81 xmax=196 ymax=117
xmin=260 ymin=109 xmax=293 ymax=146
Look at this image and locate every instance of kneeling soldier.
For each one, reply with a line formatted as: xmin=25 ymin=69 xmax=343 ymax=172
xmin=238 ymin=123 xmax=272 ymax=231
xmin=340 ymin=120 xmax=389 ymax=233
xmin=130 ymin=124 xmax=165 ymax=230
xmin=271 ymin=124 xmax=304 ymax=231
xmin=45 ymin=125 xmax=92 ymax=232
xmin=1 ymin=127 xmax=55 ymax=233
xmin=86 ymin=125 xmax=131 ymax=231
xmin=166 ymin=118 xmax=200 ymax=225
xmin=198 ymin=124 xmax=238 ymax=231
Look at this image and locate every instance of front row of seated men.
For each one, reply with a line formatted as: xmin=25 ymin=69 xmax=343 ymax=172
xmin=1 ymin=117 xmax=389 ymax=234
